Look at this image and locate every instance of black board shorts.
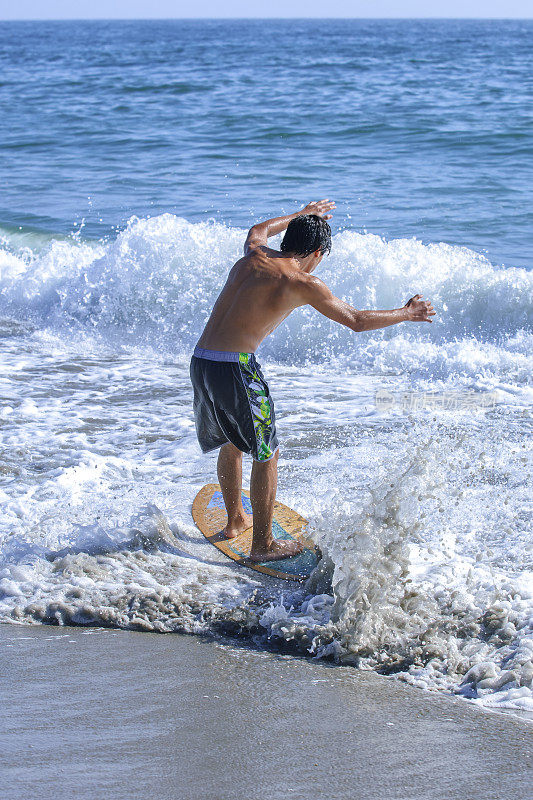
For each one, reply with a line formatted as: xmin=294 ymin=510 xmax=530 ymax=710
xmin=190 ymin=347 xmax=279 ymax=462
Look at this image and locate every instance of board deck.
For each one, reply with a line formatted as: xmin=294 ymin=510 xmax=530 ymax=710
xmin=192 ymin=483 xmax=320 ymax=582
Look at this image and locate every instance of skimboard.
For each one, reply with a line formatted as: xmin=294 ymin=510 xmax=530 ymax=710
xmin=192 ymin=483 xmax=320 ymax=582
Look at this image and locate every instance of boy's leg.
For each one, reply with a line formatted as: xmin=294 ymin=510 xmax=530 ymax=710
xmin=217 ymin=442 xmax=253 ymax=538
xmin=249 ymin=450 xmax=302 ymax=562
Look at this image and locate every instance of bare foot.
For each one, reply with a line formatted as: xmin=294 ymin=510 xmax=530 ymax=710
xmin=249 ymin=539 xmax=303 ymax=562
xmin=222 ymin=511 xmax=253 ymax=539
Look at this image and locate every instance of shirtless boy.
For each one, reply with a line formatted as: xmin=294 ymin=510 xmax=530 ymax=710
xmin=190 ymin=200 xmax=435 ymax=562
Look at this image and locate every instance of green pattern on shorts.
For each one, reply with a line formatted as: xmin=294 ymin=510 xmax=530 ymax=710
xmin=239 ymin=353 xmax=274 ymax=461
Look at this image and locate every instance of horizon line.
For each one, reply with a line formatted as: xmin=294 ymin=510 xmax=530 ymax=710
xmin=1 ymin=16 xmax=532 ymax=22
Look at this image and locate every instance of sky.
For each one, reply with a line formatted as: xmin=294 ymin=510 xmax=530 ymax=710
xmin=0 ymin=0 xmax=532 ymax=20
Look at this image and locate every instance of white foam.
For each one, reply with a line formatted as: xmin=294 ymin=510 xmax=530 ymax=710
xmin=0 ymin=219 xmax=531 ymax=718
xmin=0 ymin=216 xmax=531 ymax=391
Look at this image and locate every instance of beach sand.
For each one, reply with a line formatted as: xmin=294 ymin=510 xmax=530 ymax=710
xmin=2 ymin=623 xmax=532 ymax=800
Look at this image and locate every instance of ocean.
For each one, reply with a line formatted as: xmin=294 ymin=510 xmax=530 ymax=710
xmin=0 ymin=19 xmax=532 ymax=717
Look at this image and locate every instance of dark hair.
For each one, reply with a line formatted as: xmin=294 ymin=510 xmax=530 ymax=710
xmin=280 ymin=214 xmax=332 ymax=257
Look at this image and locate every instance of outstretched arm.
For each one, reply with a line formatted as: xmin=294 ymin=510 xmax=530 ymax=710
xmin=298 ymin=277 xmax=435 ymax=331
xmin=244 ymin=199 xmax=335 ymax=254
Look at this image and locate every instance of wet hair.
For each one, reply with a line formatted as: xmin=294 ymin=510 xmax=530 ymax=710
xmin=280 ymin=214 xmax=332 ymax=257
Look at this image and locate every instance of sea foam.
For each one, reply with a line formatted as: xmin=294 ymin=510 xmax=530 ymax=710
xmin=0 ymin=215 xmax=531 ymax=389
xmin=0 ymin=217 xmax=531 ymax=717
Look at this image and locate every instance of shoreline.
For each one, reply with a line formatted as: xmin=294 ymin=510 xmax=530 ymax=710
xmin=3 ymin=623 xmax=532 ymax=800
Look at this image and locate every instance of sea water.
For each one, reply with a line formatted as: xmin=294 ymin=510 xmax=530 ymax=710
xmin=0 ymin=20 xmax=532 ymax=716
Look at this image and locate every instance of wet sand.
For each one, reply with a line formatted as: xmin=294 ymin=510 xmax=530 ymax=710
xmin=2 ymin=623 xmax=532 ymax=800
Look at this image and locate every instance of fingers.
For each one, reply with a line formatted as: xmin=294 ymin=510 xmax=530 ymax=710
xmin=307 ymin=199 xmax=336 ymax=216
xmin=409 ymin=296 xmax=436 ymax=322
xmin=318 ymin=201 xmax=336 ymax=218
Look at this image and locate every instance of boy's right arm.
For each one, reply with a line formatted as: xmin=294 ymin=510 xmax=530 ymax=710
xmin=297 ymin=275 xmax=435 ymax=331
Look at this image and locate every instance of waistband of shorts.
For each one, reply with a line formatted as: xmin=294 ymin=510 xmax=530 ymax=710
xmin=192 ymin=346 xmax=255 ymax=363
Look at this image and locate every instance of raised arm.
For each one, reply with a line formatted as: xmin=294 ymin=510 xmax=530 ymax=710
xmin=244 ymin=199 xmax=336 ymax=254
xmin=298 ymin=276 xmax=435 ymax=331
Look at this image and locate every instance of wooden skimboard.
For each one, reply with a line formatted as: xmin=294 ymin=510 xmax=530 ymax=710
xmin=192 ymin=483 xmax=320 ymax=582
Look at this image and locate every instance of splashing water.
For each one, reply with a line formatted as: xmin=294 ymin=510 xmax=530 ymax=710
xmin=0 ymin=217 xmax=531 ymax=717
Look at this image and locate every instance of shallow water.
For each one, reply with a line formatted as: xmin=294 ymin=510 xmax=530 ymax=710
xmin=0 ymin=20 xmax=532 ymax=718
xmin=3 ymin=624 xmax=533 ymax=800
xmin=0 ymin=238 xmax=531 ymax=714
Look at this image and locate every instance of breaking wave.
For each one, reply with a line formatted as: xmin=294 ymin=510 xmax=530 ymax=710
xmin=0 ymin=214 xmax=531 ymax=386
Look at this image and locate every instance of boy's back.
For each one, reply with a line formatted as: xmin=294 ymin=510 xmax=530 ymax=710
xmin=197 ymin=246 xmax=302 ymax=355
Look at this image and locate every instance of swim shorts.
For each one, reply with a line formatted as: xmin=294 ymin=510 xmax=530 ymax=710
xmin=190 ymin=346 xmax=279 ymax=462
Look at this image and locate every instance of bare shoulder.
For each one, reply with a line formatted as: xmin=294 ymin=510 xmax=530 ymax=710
xmin=243 ymin=242 xmax=281 ymax=260
xmin=243 ymin=247 xmax=295 ymax=275
xmin=286 ymin=271 xmax=332 ymax=303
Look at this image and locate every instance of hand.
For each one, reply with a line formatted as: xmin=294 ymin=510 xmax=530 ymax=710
xmin=404 ymin=294 xmax=436 ymax=323
xmin=301 ymin=199 xmax=336 ymax=220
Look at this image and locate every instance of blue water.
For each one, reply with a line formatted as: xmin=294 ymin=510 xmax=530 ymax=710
xmin=1 ymin=20 xmax=532 ymax=717
xmin=1 ymin=19 xmax=532 ymax=267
